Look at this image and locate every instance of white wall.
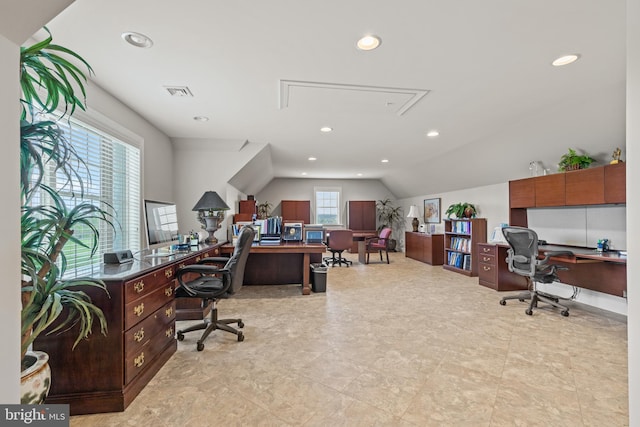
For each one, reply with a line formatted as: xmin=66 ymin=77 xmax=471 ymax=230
xmin=256 ymin=177 xmax=395 ymax=227
xmin=0 ymin=33 xmax=21 ymax=404
xmin=627 ymin=0 xmax=639 ymax=424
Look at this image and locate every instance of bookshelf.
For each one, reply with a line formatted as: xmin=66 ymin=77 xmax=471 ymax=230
xmin=443 ymin=218 xmax=487 ymax=277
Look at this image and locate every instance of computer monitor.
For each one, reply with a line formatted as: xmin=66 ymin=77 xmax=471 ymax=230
xmin=304 ymin=225 xmax=325 ymax=243
xmin=144 ymin=200 xmax=180 ymax=249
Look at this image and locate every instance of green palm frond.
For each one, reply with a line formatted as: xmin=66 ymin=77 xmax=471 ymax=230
xmin=20 ymin=27 xmax=94 ymax=120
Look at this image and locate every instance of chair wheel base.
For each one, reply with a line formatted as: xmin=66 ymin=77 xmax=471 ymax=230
xmin=525 ymin=309 xmax=533 ymax=315
xmin=238 ymin=321 xmax=244 ymax=328
xmin=499 ymin=300 xmax=506 ymax=306
xmin=196 ymin=342 xmax=204 ymax=351
xmin=561 ymin=310 xmax=570 ymax=317
xmin=237 ymin=332 xmax=244 ymax=342
xmin=176 ymin=332 xmax=184 ymax=341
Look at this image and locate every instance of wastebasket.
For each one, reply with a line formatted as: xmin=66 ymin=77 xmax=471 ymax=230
xmin=310 ymin=263 xmax=328 ymax=293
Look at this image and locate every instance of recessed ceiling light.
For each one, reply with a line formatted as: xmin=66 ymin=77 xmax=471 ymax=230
xmin=193 ymin=116 xmax=209 ymax=122
xmin=381 ymin=159 xmax=389 ymax=163
xmin=426 ymin=130 xmax=440 ymax=137
xmin=357 ymin=35 xmax=381 ymax=51
xmin=320 ymin=126 xmax=333 ymax=133
xmin=308 ymin=157 xmax=317 ymax=161
xmin=357 ymin=173 xmax=363 ymax=177
xmin=301 ymin=172 xmax=307 ymax=176
xmin=552 ymin=54 xmax=580 ymax=66
xmin=121 ymin=32 xmax=153 ymax=48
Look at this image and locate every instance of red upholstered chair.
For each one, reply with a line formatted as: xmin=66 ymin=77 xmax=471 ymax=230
xmin=365 ymin=227 xmax=392 ymax=264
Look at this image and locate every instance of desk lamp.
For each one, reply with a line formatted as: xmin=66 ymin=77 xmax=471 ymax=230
xmin=407 ymin=205 xmax=419 ymax=232
xmin=193 ymin=191 xmax=230 ymax=243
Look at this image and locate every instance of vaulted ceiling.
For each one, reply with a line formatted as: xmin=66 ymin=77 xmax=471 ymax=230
xmin=39 ymin=0 xmax=626 ymax=198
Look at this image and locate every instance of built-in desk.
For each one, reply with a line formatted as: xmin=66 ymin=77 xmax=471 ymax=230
xmin=220 ymin=242 xmax=325 ymax=295
xmin=34 ymin=244 xmax=220 ymax=415
xmin=479 ymin=243 xmax=627 ymax=297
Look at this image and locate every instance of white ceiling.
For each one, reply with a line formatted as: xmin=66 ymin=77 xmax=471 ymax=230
xmin=41 ymin=0 xmax=626 ymax=198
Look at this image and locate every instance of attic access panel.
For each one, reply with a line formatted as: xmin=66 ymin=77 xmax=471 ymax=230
xmin=279 ymin=80 xmax=429 ymax=116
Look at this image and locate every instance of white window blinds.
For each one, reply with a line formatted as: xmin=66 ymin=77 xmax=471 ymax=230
xmin=39 ymin=115 xmax=141 ymax=271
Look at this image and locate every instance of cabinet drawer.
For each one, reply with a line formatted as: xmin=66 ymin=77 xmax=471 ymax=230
xmin=125 ymin=300 xmax=175 ymax=359
xmin=478 ymin=262 xmax=497 ymax=284
xmin=124 ymin=320 xmax=176 ymax=385
xmin=124 ymin=266 xmax=174 ymax=304
xmin=479 ymin=253 xmax=495 ymax=265
xmin=124 ymin=283 xmax=175 ymax=330
xmin=478 ymin=245 xmax=496 ymax=257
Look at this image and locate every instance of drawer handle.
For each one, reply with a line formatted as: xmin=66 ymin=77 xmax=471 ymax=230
xmin=165 ymin=268 xmax=173 ymax=279
xmin=165 ymin=307 xmax=173 ymax=318
xmin=204 ymin=252 xmax=210 ymax=257
xmin=134 ymin=303 xmax=144 ymax=317
xmin=133 ymin=328 xmax=145 ymax=342
xmin=483 ymin=248 xmax=490 ymax=252
xmin=134 ymin=352 xmax=145 ymax=368
xmin=165 ymin=286 xmax=173 ymax=297
xmin=179 ymin=263 xmax=186 ymax=269
xmin=483 ymin=257 xmax=490 ymax=262
xmin=196 ymin=256 xmax=201 ymax=262
xmin=166 ymin=327 xmax=174 ymax=338
xmin=483 ymin=266 xmax=491 ymax=271
xmin=133 ymin=280 xmax=144 ymax=293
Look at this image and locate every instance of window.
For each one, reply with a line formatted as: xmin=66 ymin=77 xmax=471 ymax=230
xmin=314 ymin=187 xmax=341 ymax=225
xmin=34 ymin=114 xmax=141 ymax=271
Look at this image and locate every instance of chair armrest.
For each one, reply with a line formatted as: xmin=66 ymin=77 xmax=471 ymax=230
xmin=197 ymin=256 xmax=229 ymax=265
xmin=176 ymin=265 xmax=232 ymax=296
xmin=540 ymin=250 xmax=574 ymax=264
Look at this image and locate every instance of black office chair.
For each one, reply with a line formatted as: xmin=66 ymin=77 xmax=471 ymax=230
xmin=175 ymin=225 xmax=255 ymax=350
xmin=323 ymin=229 xmax=353 ymax=267
xmin=499 ymin=226 xmax=574 ymax=317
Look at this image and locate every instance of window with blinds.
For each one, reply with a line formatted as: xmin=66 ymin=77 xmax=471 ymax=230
xmin=36 ymin=115 xmax=141 ymax=271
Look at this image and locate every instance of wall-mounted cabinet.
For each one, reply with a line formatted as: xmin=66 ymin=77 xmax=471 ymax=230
xmin=509 ymin=163 xmax=626 ymax=226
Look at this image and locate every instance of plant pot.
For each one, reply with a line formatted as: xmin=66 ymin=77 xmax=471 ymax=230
xmin=21 ymin=351 xmax=51 ymax=404
xmin=463 ymin=208 xmax=475 ymax=218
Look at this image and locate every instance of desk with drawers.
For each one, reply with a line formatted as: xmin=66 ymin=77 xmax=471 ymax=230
xmin=34 ymin=244 xmax=221 ymax=415
xmin=478 ymin=242 xmax=627 ymax=297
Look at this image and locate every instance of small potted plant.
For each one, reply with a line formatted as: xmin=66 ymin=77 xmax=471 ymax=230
xmin=558 ymin=148 xmax=595 ymax=171
xmin=376 ymin=198 xmax=404 ymax=250
xmin=257 ymin=201 xmax=272 ymax=219
xmin=445 ymin=202 xmax=477 ymax=219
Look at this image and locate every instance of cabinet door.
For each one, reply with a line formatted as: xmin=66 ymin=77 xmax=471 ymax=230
xmin=348 ymin=201 xmax=376 ymax=231
xmin=239 ymin=200 xmax=256 ymax=214
xmin=604 ymin=163 xmax=626 ymax=204
xmin=282 ymin=200 xmax=310 ymax=223
xmin=509 ymin=177 xmax=535 ymax=208
xmin=565 ymin=167 xmax=604 ymax=205
xmin=535 ymin=174 xmax=565 ymax=206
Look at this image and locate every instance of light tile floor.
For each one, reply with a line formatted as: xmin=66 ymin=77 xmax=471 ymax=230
xmin=71 ymin=252 xmax=628 ymax=426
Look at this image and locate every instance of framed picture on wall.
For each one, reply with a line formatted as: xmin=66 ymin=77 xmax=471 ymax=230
xmin=424 ymin=198 xmax=441 ymax=223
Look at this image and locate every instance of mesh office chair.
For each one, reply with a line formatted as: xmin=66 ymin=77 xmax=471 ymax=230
xmin=324 ymin=229 xmax=353 ymax=267
xmin=499 ymin=226 xmax=574 ymax=317
xmin=175 ymin=225 xmax=255 ymax=351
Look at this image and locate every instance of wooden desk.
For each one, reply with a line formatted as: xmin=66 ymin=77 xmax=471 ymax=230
xmin=34 ymin=244 xmax=220 ymax=415
xmin=220 ymin=242 xmax=325 ymax=295
xmin=479 ymin=243 xmax=627 ymax=297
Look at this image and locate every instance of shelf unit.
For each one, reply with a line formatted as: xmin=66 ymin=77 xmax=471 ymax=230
xmin=443 ymin=218 xmax=487 ymax=277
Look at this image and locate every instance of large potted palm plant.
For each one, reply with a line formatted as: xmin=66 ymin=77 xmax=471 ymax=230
xmin=20 ymin=28 xmax=114 ymax=404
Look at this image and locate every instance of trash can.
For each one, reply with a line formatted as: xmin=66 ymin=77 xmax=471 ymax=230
xmin=310 ymin=263 xmax=328 ymax=292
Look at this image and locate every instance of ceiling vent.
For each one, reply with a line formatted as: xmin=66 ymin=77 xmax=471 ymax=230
xmin=164 ymin=86 xmax=194 ymax=97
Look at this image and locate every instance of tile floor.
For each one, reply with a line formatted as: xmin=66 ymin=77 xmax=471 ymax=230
xmin=70 ymin=252 xmax=628 ymax=426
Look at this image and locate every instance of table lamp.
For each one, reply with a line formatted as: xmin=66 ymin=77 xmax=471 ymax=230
xmin=192 ymin=191 xmax=230 ymax=243
xmin=407 ymin=205 xmax=419 ymax=232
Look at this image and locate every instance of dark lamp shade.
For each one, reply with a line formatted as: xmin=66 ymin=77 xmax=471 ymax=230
xmin=192 ymin=191 xmax=230 ymax=211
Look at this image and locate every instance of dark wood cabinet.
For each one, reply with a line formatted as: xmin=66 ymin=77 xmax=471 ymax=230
xmin=534 ymin=173 xmax=565 ymax=206
xmin=443 ymin=218 xmax=487 ymax=277
xmin=509 ymin=177 xmax=536 ymax=208
xmin=238 ymin=200 xmax=256 ymax=215
xmin=477 ymin=243 xmax=528 ymax=291
xmin=604 ymin=163 xmax=626 ymax=203
xmin=348 ymin=200 xmax=376 ymax=231
xmin=281 ymin=200 xmax=311 ymax=224
xmin=565 ymin=167 xmax=604 ymax=205
xmin=34 ymin=245 xmax=219 ymax=415
xmin=405 ymin=232 xmax=444 ymax=265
